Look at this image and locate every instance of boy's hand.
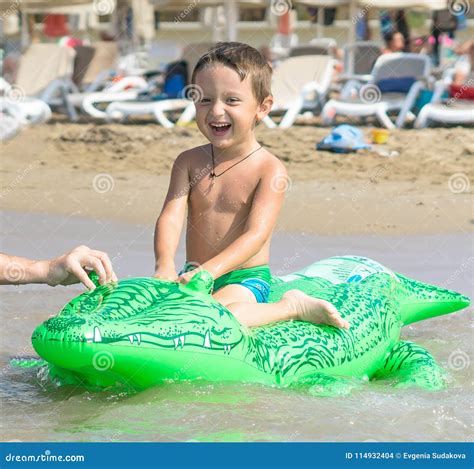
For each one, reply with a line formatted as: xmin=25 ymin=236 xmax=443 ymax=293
xmin=177 ymin=269 xmax=200 ymax=285
xmin=154 ymin=265 xmax=178 ymax=281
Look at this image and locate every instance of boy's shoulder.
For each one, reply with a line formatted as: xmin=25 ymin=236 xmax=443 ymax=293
xmin=174 ymin=144 xmax=209 ymax=167
xmin=258 ymin=148 xmax=287 ymax=176
xmin=177 ymin=144 xmax=209 ymax=159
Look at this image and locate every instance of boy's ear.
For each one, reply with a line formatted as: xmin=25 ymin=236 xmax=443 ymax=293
xmin=256 ymin=95 xmax=273 ymax=121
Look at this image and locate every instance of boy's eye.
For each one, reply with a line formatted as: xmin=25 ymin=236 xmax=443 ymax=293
xmin=199 ymin=98 xmax=210 ymax=104
xmin=227 ymin=98 xmax=240 ymax=103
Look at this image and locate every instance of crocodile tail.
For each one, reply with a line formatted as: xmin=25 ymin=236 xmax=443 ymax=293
xmin=396 ymin=274 xmax=470 ymax=325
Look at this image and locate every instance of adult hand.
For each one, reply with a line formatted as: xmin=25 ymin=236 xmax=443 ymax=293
xmin=46 ymin=245 xmax=117 ymax=289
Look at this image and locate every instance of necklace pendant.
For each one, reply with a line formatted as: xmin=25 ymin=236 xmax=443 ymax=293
xmin=209 ymin=172 xmax=216 ymax=179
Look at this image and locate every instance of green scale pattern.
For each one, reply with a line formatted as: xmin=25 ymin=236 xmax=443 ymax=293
xmin=31 ymin=256 xmax=470 ymax=391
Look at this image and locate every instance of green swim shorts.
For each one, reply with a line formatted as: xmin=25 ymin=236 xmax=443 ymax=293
xmin=180 ymin=263 xmax=272 ymax=303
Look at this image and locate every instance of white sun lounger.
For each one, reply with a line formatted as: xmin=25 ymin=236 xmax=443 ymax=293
xmin=0 ymin=114 xmax=22 ymax=141
xmin=264 ymin=55 xmax=334 ymax=128
xmin=105 ymin=98 xmax=191 ymax=127
xmin=322 ymin=53 xmax=431 ymax=129
xmin=340 ymin=41 xmax=382 ymax=84
xmin=414 ymin=72 xmax=474 ymax=127
xmin=0 ymin=43 xmax=75 ymax=125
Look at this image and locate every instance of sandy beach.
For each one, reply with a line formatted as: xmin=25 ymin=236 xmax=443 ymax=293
xmin=1 ymin=121 xmax=473 ymax=235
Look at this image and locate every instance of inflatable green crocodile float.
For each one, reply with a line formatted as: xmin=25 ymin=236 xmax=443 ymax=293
xmin=31 ymin=256 xmax=470 ymax=391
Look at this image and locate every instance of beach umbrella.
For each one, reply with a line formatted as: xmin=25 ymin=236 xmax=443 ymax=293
xmin=0 ymin=0 xmax=97 ymax=12
xmin=293 ymin=0 xmax=449 ymax=44
xmin=150 ymin=0 xmax=267 ymax=41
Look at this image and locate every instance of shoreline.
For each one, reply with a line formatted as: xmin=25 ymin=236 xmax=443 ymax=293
xmin=1 ymin=122 xmax=472 ymax=235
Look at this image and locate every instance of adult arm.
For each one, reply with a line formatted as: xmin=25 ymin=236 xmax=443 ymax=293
xmin=0 ymin=245 xmax=117 ymax=289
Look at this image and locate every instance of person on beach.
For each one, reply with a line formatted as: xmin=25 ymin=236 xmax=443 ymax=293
xmin=383 ymin=30 xmax=406 ymax=54
xmin=154 ymin=42 xmax=349 ymax=330
xmin=0 ymin=245 xmax=117 ymax=290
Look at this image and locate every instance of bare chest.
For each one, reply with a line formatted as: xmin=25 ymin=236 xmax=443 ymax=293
xmin=188 ymin=165 xmax=259 ymax=214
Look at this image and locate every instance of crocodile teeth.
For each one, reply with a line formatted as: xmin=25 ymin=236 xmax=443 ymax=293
xmin=93 ymin=327 xmax=102 ymax=343
xmin=224 ymin=344 xmax=232 ymax=354
xmin=84 ymin=331 xmax=94 ymax=343
xmin=204 ymin=331 xmax=211 ymax=348
xmin=179 ymin=335 xmax=185 ymax=347
xmin=128 ymin=334 xmax=141 ymax=345
xmin=173 ymin=337 xmax=179 ymax=349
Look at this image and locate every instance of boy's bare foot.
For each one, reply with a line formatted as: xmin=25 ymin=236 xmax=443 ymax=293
xmin=282 ymin=289 xmax=350 ymax=329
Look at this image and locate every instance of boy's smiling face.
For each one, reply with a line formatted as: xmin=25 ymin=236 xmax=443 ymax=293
xmin=193 ymin=65 xmax=272 ymax=150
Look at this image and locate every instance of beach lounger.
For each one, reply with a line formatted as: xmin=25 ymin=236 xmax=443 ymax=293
xmin=307 ymin=38 xmax=338 ymax=56
xmin=0 ymin=43 xmax=72 ymax=125
xmin=289 ymin=41 xmax=337 ymax=58
xmin=341 ymin=41 xmax=382 ymax=84
xmin=321 ymin=53 xmax=431 ymax=129
xmin=65 ymin=41 xmax=148 ymax=121
xmin=105 ymin=98 xmax=191 ymax=127
xmin=93 ymin=43 xmax=216 ymax=126
xmin=0 ymin=114 xmax=22 ymax=141
xmin=264 ymin=55 xmax=335 ymax=129
xmin=414 ymin=73 xmax=474 ymax=128
xmin=80 ymin=78 xmax=149 ymax=120
xmin=0 ymin=96 xmax=52 ymax=126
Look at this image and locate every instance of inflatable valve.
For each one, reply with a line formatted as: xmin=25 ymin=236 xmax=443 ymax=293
xmin=182 ymin=270 xmax=214 ymax=295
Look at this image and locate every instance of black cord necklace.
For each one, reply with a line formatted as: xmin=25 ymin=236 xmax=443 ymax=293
xmin=210 ymin=144 xmax=262 ymax=180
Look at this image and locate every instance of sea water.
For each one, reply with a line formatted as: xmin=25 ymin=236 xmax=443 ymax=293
xmin=0 ymin=212 xmax=472 ymax=442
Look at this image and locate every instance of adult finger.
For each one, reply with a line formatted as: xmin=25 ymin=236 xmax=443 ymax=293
xmin=66 ymin=260 xmax=96 ymax=290
xmin=89 ymin=250 xmax=114 ymax=283
xmin=82 ymin=256 xmax=107 ymax=286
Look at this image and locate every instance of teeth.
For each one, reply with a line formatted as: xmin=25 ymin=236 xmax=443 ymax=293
xmin=93 ymin=327 xmax=102 ymax=343
xmin=84 ymin=331 xmax=94 ymax=343
xmin=128 ymin=334 xmax=141 ymax=345
xmin=204 ymin=331 xmax=211 ymax=348
xmin=224 ymin=345 xmax=231 ymax=354
xmin=173 ymin=335 xmax=185 ymax=349
xmin=212 ymin=123 xmax=229 ymax=128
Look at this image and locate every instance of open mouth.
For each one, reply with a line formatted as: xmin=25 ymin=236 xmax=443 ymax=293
xmin=209 ymin=122 xmax=232 ymax=136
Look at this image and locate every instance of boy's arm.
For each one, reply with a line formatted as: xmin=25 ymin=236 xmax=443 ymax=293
xmin=199 ymin=160 xmax=287 ymax=279
xmin=154 ymin=152 xmax=190 ymax=278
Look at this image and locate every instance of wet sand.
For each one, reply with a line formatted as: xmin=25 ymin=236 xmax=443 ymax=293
xmin=1 ymin=123 xmax=473 ymax=235
xmin=0 ymin=212 xmax=472 ymax=442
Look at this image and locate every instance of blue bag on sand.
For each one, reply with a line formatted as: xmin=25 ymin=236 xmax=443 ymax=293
xmin=317 ymin=125 xmax=371 ymax=153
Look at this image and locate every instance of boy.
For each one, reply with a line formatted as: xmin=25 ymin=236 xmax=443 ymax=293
xmin=154 ymin=42 xmax=349 ymax=330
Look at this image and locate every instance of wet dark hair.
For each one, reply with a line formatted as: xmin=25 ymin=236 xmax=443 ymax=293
xmin=384 ymin=30 xmax=403 ymax=47
xmin=191 ymin=42 xmax=272 ymax=104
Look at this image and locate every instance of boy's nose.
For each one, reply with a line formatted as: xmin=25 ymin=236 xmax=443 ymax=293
xmin=210 ymin=101 xmax=225 ymax=118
